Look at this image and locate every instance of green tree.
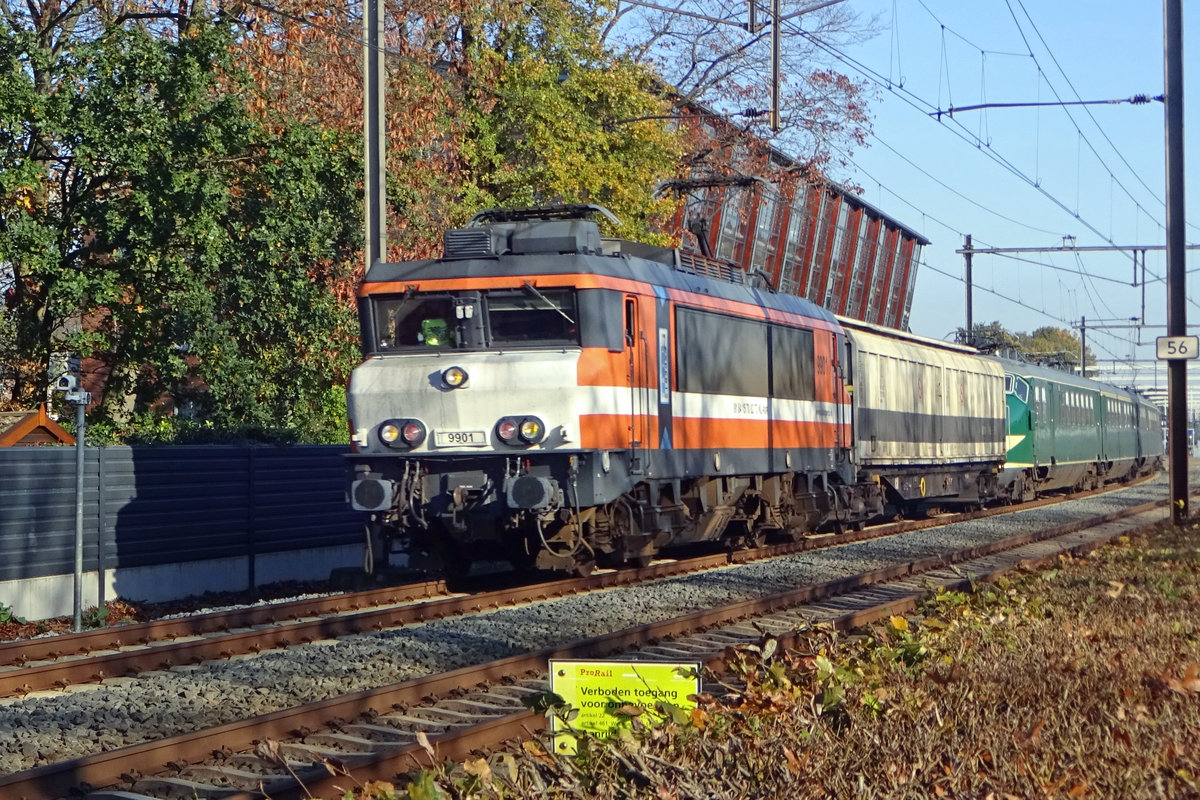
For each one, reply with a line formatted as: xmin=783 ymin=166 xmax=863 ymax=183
xmin=2 ymin=11 xmax=246 ymax=414
xmin=191 ymin=123 xmax=361 ymax=441
xmin=1021 ymin=326 xmax=1092 ymax=368
xmin=450 ymin=0 xmax=685 ymax=239
xmin=1 ymin=5 xmax=360 ymax=440
xmin=956 ymin=321 xmax=1093 ymax=371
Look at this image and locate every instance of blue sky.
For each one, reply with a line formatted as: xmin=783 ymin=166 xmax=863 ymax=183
xmin=814 ymin=1 xmax=1198 ymax=401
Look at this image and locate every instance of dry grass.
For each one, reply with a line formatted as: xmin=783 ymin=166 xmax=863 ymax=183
xmin=342 ymin=522 xmax=1200 ymax=800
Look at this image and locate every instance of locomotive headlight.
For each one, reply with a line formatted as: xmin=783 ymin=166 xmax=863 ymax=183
xmin=442 ymin=366 xmax=468 ymax=388
xmin=519 ymin=416 xmax=545 ymax=444
xmin=379 ymin=421 xmax=401 ymax=444
xmin=497 ymin=418 xmax=519 ymax=443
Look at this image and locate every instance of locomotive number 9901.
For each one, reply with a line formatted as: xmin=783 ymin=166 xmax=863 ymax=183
xmin=434 ymin=430 xmax=487 ymax=447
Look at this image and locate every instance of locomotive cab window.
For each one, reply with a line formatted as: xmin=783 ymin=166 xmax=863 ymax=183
xmin=1006 ymin=375 xmax=1030 ymax=404
xmin=376 ymin=294 xmax=465 ymax=350
xmin=486 ymin=288 xmax=578 ymax=346
xmin=370 ymin=288 xmax=579 ymax=352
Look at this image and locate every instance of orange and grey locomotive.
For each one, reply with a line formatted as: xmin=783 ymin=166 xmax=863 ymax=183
xmin=346 ymin=206 xmax=1007 ymax=577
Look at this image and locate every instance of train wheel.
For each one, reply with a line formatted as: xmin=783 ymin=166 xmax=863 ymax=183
xmin=574 ymin=559 xmax=596 ymax=577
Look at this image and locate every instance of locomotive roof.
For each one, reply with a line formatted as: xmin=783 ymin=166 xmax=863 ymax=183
xmin=363 ymin=221 xmax=840 ymax=328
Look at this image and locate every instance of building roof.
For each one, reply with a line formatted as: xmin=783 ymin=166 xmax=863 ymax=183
xmin=0 ymin=406 xmax=75 ymax=446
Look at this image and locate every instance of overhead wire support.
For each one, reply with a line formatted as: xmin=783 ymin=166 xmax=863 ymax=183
xmin=930 ymin=94 xmax=1163 ymax=120
xmin=955 ymin=243 xmax=1199 ymax=254
xmin=1163 ymin=0 xmax=1188 ymax=522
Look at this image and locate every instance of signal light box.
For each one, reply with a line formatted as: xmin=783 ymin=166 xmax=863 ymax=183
xmin=549 ymin=659 xmax=701 ymax=754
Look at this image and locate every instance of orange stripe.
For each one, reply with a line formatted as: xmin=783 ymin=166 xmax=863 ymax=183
xmin=359 ymin=274 xmax=648 ymax=296
xmin=674 ymin=417 xmax=845 ymax=450
xmin=581 ymin=414 xmax=848 ymax=453
xmin=579 ymin=414 xmax=659 ymax=450
xmin=360 ymin=275 xmax=841 ymax=333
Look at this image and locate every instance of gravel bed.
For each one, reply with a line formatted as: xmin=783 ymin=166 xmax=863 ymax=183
xmin=0 ymin=476 xmax=1174 ymax=773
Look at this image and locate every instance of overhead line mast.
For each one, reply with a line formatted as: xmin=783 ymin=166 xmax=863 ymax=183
xmin=1164 ymin=0 xmax=1188 ymax=521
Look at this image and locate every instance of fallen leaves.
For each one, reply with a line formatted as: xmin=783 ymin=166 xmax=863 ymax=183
xmin=1163 ymin=662 xmax=1200 ymax=694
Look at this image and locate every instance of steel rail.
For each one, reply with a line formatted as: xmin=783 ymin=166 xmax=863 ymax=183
xmin=0 ymin=476 xmax=1146 ymax=699
xmin=1 ymin=494 xmax=1168 ymax=800
xmin=0 ymin=579 xmax=447 ymax=667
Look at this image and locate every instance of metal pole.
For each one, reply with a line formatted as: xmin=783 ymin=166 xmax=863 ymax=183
xmin=769 ymin=0 xmax=780 ymax=132
xmin=964 ymin=234 xmax=973 ymax=342
xmin=1140 ymin=251 xmax=1147 ymax=343
xmin=1080 ymin=316 xmax=1086 ymax=377
xmin=73 ymin=400 xmax=84 ymax=632
xmin=1165 ymin=0 xmax=1188 ymax=521
xmin=363 ymin=0 xmax=386 ymax=274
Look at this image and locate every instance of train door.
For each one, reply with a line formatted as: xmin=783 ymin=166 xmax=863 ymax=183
xmin=1133 ymin=400 xmax=1145 ymax=461
xmin=1045 ymin=383 xmax=1057 ymax=468
xmin=835 ymin=332 xmax=850 ymax=463
xmin=625 ymin=295 xmax=650 ymax=474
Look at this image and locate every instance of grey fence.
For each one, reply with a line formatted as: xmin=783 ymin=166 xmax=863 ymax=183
xmin=0 ymin=445 xmax=360 ymax=584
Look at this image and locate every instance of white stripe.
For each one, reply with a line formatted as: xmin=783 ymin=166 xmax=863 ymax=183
xmin=670 ymin=392 xmax=843 ymax=424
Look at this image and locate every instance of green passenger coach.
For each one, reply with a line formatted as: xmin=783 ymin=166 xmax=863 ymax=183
xmin=995 ymin=357 xmax=1163 ymax=502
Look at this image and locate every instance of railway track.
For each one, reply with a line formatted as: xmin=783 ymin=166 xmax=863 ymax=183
xmin=1 ymin=480 xmax=1172 ymax=800
xmin=0 ymin=478 xmax=1143 ymax=700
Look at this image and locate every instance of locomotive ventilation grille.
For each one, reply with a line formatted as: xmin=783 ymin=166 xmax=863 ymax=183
xmin=676 ymin=252 xmax=745 ymax=285
xmin=444 ymin=228 xmax=495 ymax=258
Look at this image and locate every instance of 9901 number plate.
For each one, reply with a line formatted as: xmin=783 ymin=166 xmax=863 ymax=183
xmin=434 ymin=430 xmax=488 ymax=447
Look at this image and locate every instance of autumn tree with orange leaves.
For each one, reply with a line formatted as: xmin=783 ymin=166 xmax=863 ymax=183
xmin=233 ymin=0 xmax=686 ymax=247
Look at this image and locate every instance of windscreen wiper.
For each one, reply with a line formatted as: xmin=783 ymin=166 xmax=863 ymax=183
xmin=522 ymin=281 xmax=575 ymax=325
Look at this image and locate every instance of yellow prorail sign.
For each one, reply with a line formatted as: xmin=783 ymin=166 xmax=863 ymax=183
xmin=549 ymin=659 xmax=702 ymax=754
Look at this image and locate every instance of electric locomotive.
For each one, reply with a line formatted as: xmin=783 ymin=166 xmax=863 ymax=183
xmin=345 ymin=206 xmax=1007 ymax=577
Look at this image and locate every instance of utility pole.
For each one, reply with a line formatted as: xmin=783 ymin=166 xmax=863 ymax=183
xmin=363 ymin=0 xmax=386 ymax=275
xmin=963 ymin=234 xmax=973 ymax=343
xmin=1080 ymin=316 xmax=1086 ymax=377
xmin=770 ymin=0 xmax=780 ymax=133
xmin=1164 ymin=0 xmax=1188 ymax=521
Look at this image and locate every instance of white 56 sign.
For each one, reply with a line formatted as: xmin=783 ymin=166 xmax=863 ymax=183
xmin=1157 ymin=335 xmax=1200 ymax=360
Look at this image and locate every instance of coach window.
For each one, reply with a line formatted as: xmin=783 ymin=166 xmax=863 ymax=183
xmin=486 ymin=287 xmax=579 ymax=346
xmin=771 ymin=325 xmax=816 ymax=400
xmin=676 ymin=307 xmax=768 ymax=396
